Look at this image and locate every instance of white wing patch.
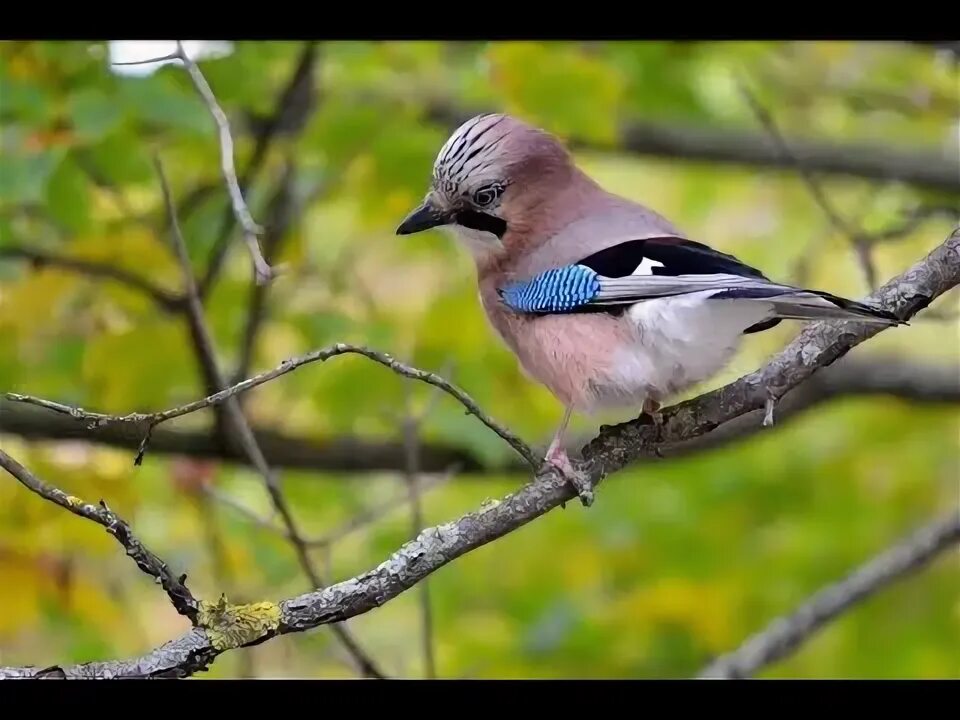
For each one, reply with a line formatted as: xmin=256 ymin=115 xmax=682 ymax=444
xmin=632 ymin=257 xmax=665 ymax=276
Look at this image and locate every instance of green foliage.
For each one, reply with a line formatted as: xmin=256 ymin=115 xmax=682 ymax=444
xmin=0 ymin=40 xmax=957 ymax=680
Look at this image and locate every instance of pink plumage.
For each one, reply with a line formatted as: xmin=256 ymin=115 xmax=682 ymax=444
xmin=396 ymin=113 xmax=902 ymax=499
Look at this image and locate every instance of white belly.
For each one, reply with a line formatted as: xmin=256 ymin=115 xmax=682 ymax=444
xmin=591 ymin=292 xmax=771 ymax=411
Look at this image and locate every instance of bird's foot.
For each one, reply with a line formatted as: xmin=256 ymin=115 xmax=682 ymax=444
xmin=543 ymin=444 xmax=594 ymax=508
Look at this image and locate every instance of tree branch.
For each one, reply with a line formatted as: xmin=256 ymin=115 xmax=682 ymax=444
xmin=578 ymin=227 xmax=960 ymax=479
xmin=2 ymin=355 xmax=957 ymax=476
xmin=401 ymin=384 xmax=439 ymax=679
xmin=0 ymin=448 xmax=199 ymax=623
xmin=427 ymin=104 xmax=960 ymax=194
xmin=737 ymin=80 xmax=882 ymax=290
xmin=203 ymin=468 xmax=455 ymax=549
xmin=0 ymin=246 xmax=184 ymax=312
xmin=153 ymin=156 xmax=385 ymax=679
xmin=171 ymin=41 xmax=272 ymax=286
xmin=5 ymin=344 xmax=540 ymax=472
xmin=197 ymin=41 xmax=319 ymax=297
xmin=697 ymin=512 xmax=960 ymax=679
xmin=0 ymin=403 xmax=492 ymax=473
xmin=233 ymin=159 xmax=299 ymax=385
xmin=2 ymin=226 xmax=956 ymax=680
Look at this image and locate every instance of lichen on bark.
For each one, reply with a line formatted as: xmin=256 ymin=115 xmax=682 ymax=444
xmin=197 ymin=595 xmax=282 ymax=651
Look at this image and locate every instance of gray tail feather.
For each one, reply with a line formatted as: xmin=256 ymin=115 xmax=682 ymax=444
xmin=707 ymin=285 xmax=906 ymax=327
xmin=593 ymin=274 xmax=906 ymax=327
xmin=754 ymin=290 xmax=904 ymax=326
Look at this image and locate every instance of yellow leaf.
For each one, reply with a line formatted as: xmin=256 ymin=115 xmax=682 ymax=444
xmin=0 ymin=555 xmax=44 ymax=636
xmin=608 ymin=576 xmax=740 ymax=653
xmin=67 ymin=574 xmax=127 ymax=637
xmin=486 ymin=42 xmax=625 ymax=145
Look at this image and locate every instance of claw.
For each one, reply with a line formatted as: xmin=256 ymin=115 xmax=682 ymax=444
xmin=543 ymin=445 xmax=594 ymax=507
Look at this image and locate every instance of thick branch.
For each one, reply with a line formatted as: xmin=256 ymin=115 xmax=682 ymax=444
xmin=655 ymin=354 xmax=960 ymax=459
xmin=0 ymin=449 xmax=198 ymax=623
xmin=0 ymin=627 xmax=215 ymax=679
xmin=428 ymin=104 xmax=960 ymax=194
xmin=0 ymin=247 xmax=183 ymax=312
xmin=579 ymin=227 xmax=960 ymax=479
xmin=2 ymin=227 xmax=956 ymax=680
xmin=697 ymin=512 xmax=960 ymax=679
xmin=0 ymin=403 xmax=490 ymax=473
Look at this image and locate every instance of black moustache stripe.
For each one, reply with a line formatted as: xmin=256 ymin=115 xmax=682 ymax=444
xmin=454 ymin=210 xmax=507 ymax=238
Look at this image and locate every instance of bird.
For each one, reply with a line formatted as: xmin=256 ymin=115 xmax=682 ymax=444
xmin=395 ymin=113 xmax=903 ymax=502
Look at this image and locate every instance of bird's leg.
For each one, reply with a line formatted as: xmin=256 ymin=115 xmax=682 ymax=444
xmin=542 ymin=406 xmax=594 ymax=507
xmin=544 ymin=406 xmax=571 ymax=466
xmin=643 ymin=397 xmax=663 ymax=428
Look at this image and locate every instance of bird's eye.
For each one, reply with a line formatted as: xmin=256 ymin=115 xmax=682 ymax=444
xmin=473 ymin=184 xmax=501 ymax=207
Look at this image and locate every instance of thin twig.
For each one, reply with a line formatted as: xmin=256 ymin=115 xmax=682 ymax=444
xmin=115 ymin=43 xmax=274 ymax=285
xmin=203 ymin=469 xmax=455 ymax=547
xmin=153 ymin=156 xmax=385 ymax=679
xmin=402 ymin=383 xmax=438 ymax=679
xmin=171 ymin=41 xmax=271 ymax=285
xmin=868 ymin=205 xmax=960 ymax=244
xmin=6 ymin=346 xmax=539 ymax=471
xmin=737 ymin=79 xmax=881 ymax=290
xmin=233 ymin=160 xmax=299 ymax=385
xmin=0 ymin=448 xmax=199 ymax=623
xmin=197 ymin=41 xmax=319 ymax=297
xmin=698 ymin=512 xmax=960 ymax=679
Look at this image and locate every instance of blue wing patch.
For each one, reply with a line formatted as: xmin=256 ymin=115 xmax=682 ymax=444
xmin=498 ymin=264 xmax=601 ymax=313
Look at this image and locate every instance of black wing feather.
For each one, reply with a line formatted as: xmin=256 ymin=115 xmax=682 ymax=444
xmin=573 ymin=237 xmax=781 ymax=333
xmin=576 ymin=237 xmax=769 ymax=280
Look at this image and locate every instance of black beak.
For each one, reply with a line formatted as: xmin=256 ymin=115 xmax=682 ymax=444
xmin=396 ymin=201 xmax=448 ymax=235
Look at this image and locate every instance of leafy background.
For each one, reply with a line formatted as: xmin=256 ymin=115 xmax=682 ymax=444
xmin=0 ymin=39 xmax=958 ymax=678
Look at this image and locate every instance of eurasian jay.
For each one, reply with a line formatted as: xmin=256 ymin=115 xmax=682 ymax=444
xmin=396 ymin=113 xmax=902 ymax=498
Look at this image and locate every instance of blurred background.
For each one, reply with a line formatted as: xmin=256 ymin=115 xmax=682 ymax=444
xmin=0 ymin=39 xmax=958 ymax=679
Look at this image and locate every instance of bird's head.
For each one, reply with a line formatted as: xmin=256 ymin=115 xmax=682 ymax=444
xmin=396 ymin=113 xmax=576 ymax=262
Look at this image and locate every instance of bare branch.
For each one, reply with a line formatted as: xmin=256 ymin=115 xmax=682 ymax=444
xmin=111 ymin=52 xmax=181 ymax=67
xmin=198 ymin=41 xmax=319 ymax=297
xmin=3 ymin=354 xmax=957 ymax=477
xmin=109 ymin=41 xmax=298 ymax=288
xmin=402 ymin=384 xmax=439 ymax=678
xmin=2 ymin=226 xmax=957 ymax=680
xmin=579 ymin=227 xmax=960 ymax=480
xmin=204 ymin=469 xmax=455 ymax=548
xmin=156 ymin=41 xmax=271 ymax=286
xmin=869 ymin=205 xmax=960 ymax=244
xmin=0 ymin=627 xmax=215 ymax=679
xmin=233 ymin=160 xmax=300 ymax=385
xmin=0 ymin=246 xmax=183 ymax=312
xmin=153 ymin=156 xmax=385 ymax=679
xmin=737 ymin=80 xmax=881 ymax=289
xmin=0 ymin=402 xmax=496 ymax=474
xmin=0 ymin=448 xmax=198 ymax=623
xmin=698 ymin=512 xmax=960 ymax=679
xmin=6 ymin=344 xmax=539 ymax=471
xmin=427 ymin=103 xmax=960 ymax=194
